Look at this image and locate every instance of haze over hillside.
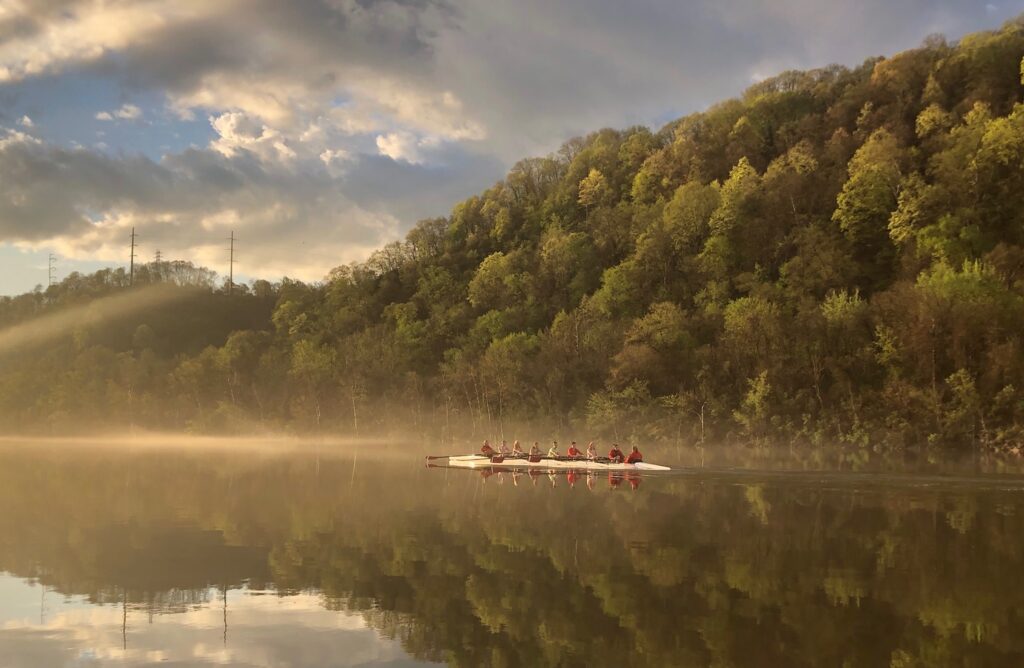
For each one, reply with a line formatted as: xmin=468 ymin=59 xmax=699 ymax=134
xmin=4 ymin=19 xmax=1024 ymax=452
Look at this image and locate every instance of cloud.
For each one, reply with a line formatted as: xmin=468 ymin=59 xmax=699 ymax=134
xmin=375 ymin=131 xmax=437 ymax=164
xmin=209 ymin=111 xmax=297 ymax=162
xmin=0 ymin=1 xmax=1018 ymax=158
xmin=0 ymin=125 xmax=499 ymax=282
xmin=96 ymin=103 xmax=143 ymax=121
xmin=17 ymin=115 xmax=32 ymax=128
xmin=0 ymin=128 xmax=402 ymax=281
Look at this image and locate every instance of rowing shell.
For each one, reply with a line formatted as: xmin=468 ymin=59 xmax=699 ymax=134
xmin=446 ymin=455 xmax=670 ymax=472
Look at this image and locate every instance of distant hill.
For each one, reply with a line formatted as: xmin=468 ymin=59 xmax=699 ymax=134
xmin=4 ymin=19 xmax=1024 ymax=450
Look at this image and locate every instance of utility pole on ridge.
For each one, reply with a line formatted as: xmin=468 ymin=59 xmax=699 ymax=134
xmin=129 ymin=227 xmax=138 ymax=286
xmin=227 ymin=231 xmax=235 ymax=296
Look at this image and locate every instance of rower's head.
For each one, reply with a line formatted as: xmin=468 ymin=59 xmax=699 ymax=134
xmin=632 ymin=446 xmax=639 ymax=452
xmin=571 ymin=441 xmax=577 ymax=446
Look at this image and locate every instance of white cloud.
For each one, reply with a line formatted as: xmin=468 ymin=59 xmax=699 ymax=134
xmin=17 ymin=115 xmax=33 ymax=128
xmin=0 ymin=131 xmax=409 ymax=281
xmin=116 ymin=103 xmax=143 ymax=120
xmin=0 ymin=128 xmax=41 ymax=150
xmin=376 ymin=131 xmax=432 ymax=164
xmin=96 ymin=103 xmax=143 ymax=121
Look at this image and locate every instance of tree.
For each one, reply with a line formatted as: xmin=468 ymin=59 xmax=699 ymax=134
xmin=577 ymin=168 xmax=610 ymax=210
xmin=289 ymin=340 xmax=336 ymax=429
xmin=832 ymin=128 xmax=903 ymax=286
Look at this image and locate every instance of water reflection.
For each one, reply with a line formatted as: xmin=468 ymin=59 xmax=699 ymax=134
xmin=0 ymin=443 xmax=1023 ymax=666
xmin=0 ymin=577 xmax=432 ymax=666
xmin=474 ymin=467 xmax=644 ymax=490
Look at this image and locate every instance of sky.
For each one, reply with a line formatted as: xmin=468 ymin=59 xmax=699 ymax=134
xmin=0 ymin=1 xmax=1023 ymax=295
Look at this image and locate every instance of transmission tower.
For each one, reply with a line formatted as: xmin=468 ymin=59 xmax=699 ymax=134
xmin=227 ymin=231 xmax=235 ymax=296
xmin=154 ymin=249 xmax=162 ymax=263
xmin=47 ymin=254 xmax=57 ymax=287
xmin=129 ymin=227 xmax=138 ymax=286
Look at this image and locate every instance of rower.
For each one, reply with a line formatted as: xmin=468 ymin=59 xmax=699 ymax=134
xmin=499 ymin=440 xmax=511 ymax=455
xmin=625 ymin=445 xmax=643 ymax=464
xmin=481 ymin=440 xmax=497 ymax=457
xmin=586 ymin=441 xmax=597 ymax=460
xmin=608 ymin=443 xmax=625 ymax=463
xmin=511 ymin=440 xmax=524 ymax=456
xmin=567 ymin=441 xmax=582 ymax=458
xmin=548 ymin=441 xmax=560 ymax=458
xmin=529 ymin=442 xmax=542 ymax=457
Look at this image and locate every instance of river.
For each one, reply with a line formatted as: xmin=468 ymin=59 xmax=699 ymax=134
xmin=0 ymin=439 xmax=1022 ymax=666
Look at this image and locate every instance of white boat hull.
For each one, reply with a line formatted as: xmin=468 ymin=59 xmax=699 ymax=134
xmin=446 ymin=455 xmax=670 ymax=472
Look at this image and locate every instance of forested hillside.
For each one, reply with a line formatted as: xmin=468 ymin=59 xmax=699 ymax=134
xmin=5 ymin=20 xmax=1024 ymax=450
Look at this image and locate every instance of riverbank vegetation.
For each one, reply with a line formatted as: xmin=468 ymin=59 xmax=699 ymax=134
xmin=4 ymin=20 xmax=1024 ymax=452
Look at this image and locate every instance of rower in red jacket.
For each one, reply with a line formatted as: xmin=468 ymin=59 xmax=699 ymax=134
xmin=567 ymin=441 xmax=583 ymax=458
xmin=608 ymin=444 xmax=625 ymax=463
xmin=481 ymin=440 xmax=497 ymax=457
xmin=625 ymin=446 xmax=643 ymax=464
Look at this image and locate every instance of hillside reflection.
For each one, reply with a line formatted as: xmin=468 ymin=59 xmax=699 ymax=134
xmin=1 ymin=443 xmax=1023 ymax=667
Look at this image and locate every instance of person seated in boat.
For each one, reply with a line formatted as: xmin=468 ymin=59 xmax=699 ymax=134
xmin=499 ymin=440 xmax=511 ymax=455
xmin=548 ymin=441 xmax=560 ymax=458
xmin=608 ymin=444 xmax=625 ymax=463
xmin=567 ymin=441 xmax=582 ymax=458
xmin=511 ymin=440 xmax=524 ymax=456
xmin=481 ymin=440 xmax=497 ymax=457
xmin=625 ymin=446 xmax=643 ymax=464
xmin=529 ymin=442 xmax=543 ymax=457
xmin=586 ymin=441 xmax=597 ymax=460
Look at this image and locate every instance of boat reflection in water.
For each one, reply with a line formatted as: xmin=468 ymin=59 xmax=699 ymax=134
xmin=476 ymin=468 xmax=642 ymax=490
xmin=1 ymin=441 xmax=1024 ymax=666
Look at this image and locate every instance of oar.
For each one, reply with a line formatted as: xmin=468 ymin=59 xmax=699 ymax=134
xmin=425 ymin=453 xmax=529 ymax=461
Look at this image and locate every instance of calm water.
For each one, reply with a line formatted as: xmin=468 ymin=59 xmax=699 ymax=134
xmin=1 ymin=441 xmax=1023 ymax=667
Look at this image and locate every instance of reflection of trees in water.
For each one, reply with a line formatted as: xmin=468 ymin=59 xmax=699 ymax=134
xmin=1 ymin=447 xmax=1023 ymax=666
